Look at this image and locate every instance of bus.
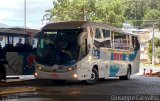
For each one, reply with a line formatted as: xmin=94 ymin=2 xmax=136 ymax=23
xmin=0 ymin=28 xmax=38 ymax=81
xmin=34 ymin=21 xmax=140 ymax=84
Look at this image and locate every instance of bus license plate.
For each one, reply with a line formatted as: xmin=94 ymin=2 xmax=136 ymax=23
xmin=51 ymin=74 xmax=58 ymax=78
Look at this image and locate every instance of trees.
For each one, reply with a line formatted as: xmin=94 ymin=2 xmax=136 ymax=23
xmin=49 ymin=0 xmax=125 ymax=27
xmin=50 ymin=0 xmax=96 ymax=21
xmin=44 ymin=0 xmax=160 ymax=29
xmin=51 ymin=0 xmax=72 ymax=21
xmin=124 ymin=0 xmax=147 ymax=27
xmin=142 ymin=9 xmax=160 ymax=30
xmin=124 ymin=0 xmax=160 ymax=29
xmin=148 ymin=37 xmax=160 ymax=63
xmin=94 ymin=0 xmax=125 ymax=27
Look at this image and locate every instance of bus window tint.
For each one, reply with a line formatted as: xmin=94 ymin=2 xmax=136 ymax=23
xmin=32 ymin=38 xmax=38 ymax=48
xmin=133 ymin=36 xmax=140 ymax=51
xmin=102 ymin=29 xmax=111 ymax=48
xmin=0 ymin=36 xmax=5 ymax=48
xmin=95 ymin=28 xmax=101 ymax=39
xmin=132 ymin=36 xmax=135 ymax=48
xmin=114 ymin=32 xmax=130 ymax=50
xmin=37 ymin=30 xmax=81 ymax=65
xmin=40 ymin=39 xmax=44 ymax=48
xmin=79 ymin=31 xmax=88 ymax=59
xmin=94 ymin=28 xmax=103 ymax=49
xmin=102 ymin=29 xmax=110 ymax=38
xmin=103 ymin=40 xmax=111 ymax=48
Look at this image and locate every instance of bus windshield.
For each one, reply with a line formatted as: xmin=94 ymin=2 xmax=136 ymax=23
xmin=37 ymin=29 xmax=82 ymax=66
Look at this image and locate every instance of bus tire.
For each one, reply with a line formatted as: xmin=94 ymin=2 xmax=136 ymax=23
xmin=119 ymin=68 xmax=131 ymax=80
xmin=85 ymin=68 xmax=99 ymax=85
xmin=0 ymin=64 xmax=6 ymax=81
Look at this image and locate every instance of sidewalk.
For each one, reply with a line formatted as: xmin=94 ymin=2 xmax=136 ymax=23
xmin=0 ymin=75 xmax=35 ymax=86
xmin=6 ymin=75 xmax=35 ymax=80
xmin=135 ymin=65 xmax=160 ymax=76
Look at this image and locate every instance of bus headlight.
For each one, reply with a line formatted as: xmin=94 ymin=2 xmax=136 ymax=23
xmin=73 ymin=74 xmax=78 ymax=78
xmin=65 ymin=65 xmax=80 ymax=71
xmin=38 ymin=66 xmax=42 ymax=70
xmin=67 ymin=67 xmax=72 ymax=71
xmin=34 ymin=73 xmax=38 ymax=76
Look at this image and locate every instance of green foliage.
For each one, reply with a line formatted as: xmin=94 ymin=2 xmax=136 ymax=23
xmin=142 ymin=9 xmax=160 ymax=29
xmin=124 ymin=0 xmax=147 ymax=27
xmin=156 ymin=48 xmax=160 ymax=59
xmin=124 ymin=0 xmax=160 ymax=28
xmin=154 ymin=37 xmax=160 ymax=48
xmin=148 ymin=37 xmax=160 ymax=62
xmin=45 ymin=0 xmax=160 ymax=28
xmin=148 ymin=40 xmax=152 ymax=61
xmin=49 ymin=0 xmax=125 ymax=27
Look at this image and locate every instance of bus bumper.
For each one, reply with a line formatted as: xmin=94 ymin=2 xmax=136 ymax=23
xmin=34 ymin=68 xmax=90 ymax=80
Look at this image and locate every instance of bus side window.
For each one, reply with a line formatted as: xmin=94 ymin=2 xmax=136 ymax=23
xmin=102 ymin=29 xmax=110 ymax=38
xmin=114 ymin=32 xmax=130 ymax=50
xmin=85 ymin=39 xmax=88 ymax=55
xmin=95 ymin=28 xmax=101 ymax=39
xmin=102 ymin=29 xmax=111 ymax=48
xmin=131 ymin=36 xmax=140 ymax=51
xmin=79 ymin=38 xmax=88 ymax=59
xmin=79 ymin=31 xmax=88 ymax=59
xmin=129 ymin=36 xmax=133 ymax=51
xmin=132 ymin=36 xmax=135 ymax=49
xmin=134 ymin=37 xmax=140 ymax=51
xmin=114 ymin=32 xmax=123 ymax=49
xmin=94 ymin=28 xmax=103 ymax=48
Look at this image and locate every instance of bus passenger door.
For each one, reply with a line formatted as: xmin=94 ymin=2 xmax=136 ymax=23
xmin=78 ymin=31 xmax=92 ymax=79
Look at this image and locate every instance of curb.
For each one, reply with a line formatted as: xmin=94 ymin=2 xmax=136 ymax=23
xmin=0 ymin=80 xmax=25 ymax=86
xmin=0 ymin=87 xmax=36 ymax=95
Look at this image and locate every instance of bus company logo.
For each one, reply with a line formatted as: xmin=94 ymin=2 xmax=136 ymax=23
xmin=27 ymin=54 xmax=36 ymax=68
xmin=114 ymin=53 xmax=122 ymax=60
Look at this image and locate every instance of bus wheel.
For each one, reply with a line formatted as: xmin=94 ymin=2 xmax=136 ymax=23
xmin=85 ymin=68 xmax=99 ymax=85
xmin=119 ymin=68 xmax=131 ymax=80
xmin=0 ymin=64 xmax=6 ymax=81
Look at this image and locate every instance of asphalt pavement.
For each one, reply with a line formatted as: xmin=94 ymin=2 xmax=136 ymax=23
xmin=1 ymin=75 xmax=160 ymax=101
xmin=1 ymin=65 xmax=160 ymax=101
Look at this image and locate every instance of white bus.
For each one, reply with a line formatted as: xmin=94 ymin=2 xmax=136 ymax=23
xmin=34 ymin=21 xmax=140 ymax=84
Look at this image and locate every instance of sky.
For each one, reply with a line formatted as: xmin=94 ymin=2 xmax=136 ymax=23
xmin=0 ymin=0 xmax=53 ymax=29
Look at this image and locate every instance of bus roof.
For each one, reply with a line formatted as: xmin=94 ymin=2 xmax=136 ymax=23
xmin=0 ymin=27 xmax=39 ymax=37
xmin=42 ymin=21 xmax=139 ymax=36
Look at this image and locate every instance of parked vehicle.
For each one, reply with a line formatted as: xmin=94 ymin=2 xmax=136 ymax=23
xmin=0 ymin=28 xmax=38 ymax=79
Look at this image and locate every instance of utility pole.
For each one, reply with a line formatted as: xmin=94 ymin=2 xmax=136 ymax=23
xmin=135 ymin=0 xmax=137 ymax=30
xmin=133 ymin=0 xmax=138 ymax=34
xmin=24 ymin=0 xmax=26 ymax=29
xmin=152 ymin=23 xmax=155 ymax=65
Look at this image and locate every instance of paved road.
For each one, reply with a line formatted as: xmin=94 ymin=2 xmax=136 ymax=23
xmin=0 ymin=75 xmax=160 ymax=101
